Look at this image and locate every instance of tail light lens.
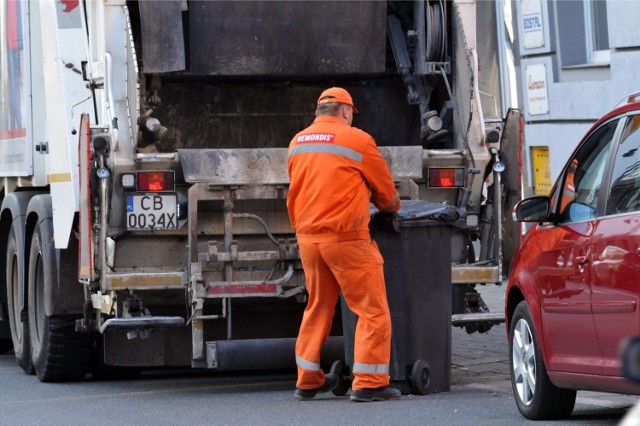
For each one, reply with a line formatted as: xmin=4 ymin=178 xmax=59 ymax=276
xmin=137 ymin=171 xmax=175 ymax=192
xmin=428 ymin=168 xmax=465 ymax=188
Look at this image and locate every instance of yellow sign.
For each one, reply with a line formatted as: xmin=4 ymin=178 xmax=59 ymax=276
xmin=531 ymin=146 xmax=552 ymax=195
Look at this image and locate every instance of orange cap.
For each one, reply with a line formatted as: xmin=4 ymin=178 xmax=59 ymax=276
xmin=317 ymin=87 xmax=359 ymax=114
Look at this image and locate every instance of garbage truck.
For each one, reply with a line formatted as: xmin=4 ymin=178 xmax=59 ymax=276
xmin=0 ymin=0 xmax=522 ymax=381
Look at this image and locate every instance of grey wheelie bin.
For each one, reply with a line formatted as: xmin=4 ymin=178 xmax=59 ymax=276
xmin=341 ymin=200 xmax=455 ymax=395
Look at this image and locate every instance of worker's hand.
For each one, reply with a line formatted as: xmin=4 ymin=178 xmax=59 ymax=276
xmin=371 ymin=210 xmax=397 ymax=223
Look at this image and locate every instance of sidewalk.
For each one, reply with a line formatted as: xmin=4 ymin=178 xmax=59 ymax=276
xmin=451 ymin=283 xmax=510 ymax=392
xmin=450 ymin=283 xmax=639 ymax=414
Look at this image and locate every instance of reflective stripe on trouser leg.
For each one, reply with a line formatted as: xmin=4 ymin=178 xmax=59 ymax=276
xmin=352 ymin=362 xmax=389 ymax=375
xmin=320 ymin=239 xmax=392 ymax=390
xmin=296 ymin=355 xmax=321 ymax=372
xmin=295 ymin=242 xmax=341 ymax=390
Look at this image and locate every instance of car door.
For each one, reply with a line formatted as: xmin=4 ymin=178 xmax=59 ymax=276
xmin=539 ymin=119 xmax=618 ymax=374
xmin=591 ymin=114 xmax=640 ymax=376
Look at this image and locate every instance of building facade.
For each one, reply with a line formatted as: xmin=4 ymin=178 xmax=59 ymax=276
xmin=512 ymin=0 xmax=640 ymax=196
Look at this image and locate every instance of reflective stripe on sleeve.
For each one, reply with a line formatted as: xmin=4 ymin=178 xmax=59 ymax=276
xmin=296 ymin=355 xmax=321 ymax=371
xmin=352 ymin=362 xmax=389 ymax=374
xmin=289 ymin=144 xmax=363 ymax=163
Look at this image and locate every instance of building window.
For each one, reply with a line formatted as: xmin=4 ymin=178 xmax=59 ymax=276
xmin=556 ymin=0 xmax=610 ymax=67
xmin=584 ymin=0 xmax=610 ymax=64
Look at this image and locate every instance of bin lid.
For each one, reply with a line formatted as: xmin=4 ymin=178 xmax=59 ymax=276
xmin=397 ymin=200 xmax=458 ymax=222
xmin=370 ymin=200 xmax=459 ymax=223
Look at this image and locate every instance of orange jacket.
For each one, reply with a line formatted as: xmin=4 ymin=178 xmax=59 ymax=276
xmin=287 ymin=115 xmax=400 ymax=243
xmin=560 ymin=159 xmax=578 ymax=214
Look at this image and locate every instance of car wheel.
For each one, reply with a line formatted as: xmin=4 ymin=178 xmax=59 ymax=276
xmin=509 ymin=301 xmax=576 ymax=420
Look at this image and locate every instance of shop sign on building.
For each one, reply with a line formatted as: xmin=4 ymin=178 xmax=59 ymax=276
xmin=522 ymin=0 xmax=545 ymax=49
xmin=525 ymin=63 xmax=549 ymax=116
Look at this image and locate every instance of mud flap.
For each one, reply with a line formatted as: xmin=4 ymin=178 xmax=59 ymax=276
xmin=500 ymin=108 xmax=524 ymax=273
xmin=103 ymin=326 xmax=192 ymax=367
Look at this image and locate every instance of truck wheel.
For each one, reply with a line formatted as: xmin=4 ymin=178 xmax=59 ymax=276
xmin=28 ymin=221 xmax=92 ymax=382
xmin=509 ymin=301 xmax=576 ymax=419
xmin=5 ymin=227 xmax=33 ymax=373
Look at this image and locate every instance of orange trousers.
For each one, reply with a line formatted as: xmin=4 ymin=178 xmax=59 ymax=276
xmin=295 ymin=238 xmax=392 ymax=391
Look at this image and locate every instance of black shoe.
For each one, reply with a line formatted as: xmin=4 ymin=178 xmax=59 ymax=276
xmin=350 ymin=386 xmax=401 ymax=402
xmin=294 ymin=373 xmax=339 ymax=401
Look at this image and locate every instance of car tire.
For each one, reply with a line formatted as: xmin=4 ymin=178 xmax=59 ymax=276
xmin=509 ymin=301 xmax=576 ymax=420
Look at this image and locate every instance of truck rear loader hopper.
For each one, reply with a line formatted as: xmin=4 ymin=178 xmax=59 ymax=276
xmin=0 ymin=0 xmax=519 ymax=381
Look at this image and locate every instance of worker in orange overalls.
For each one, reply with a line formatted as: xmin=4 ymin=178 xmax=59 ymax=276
xmin=559 ymin=158 xmax=578 ymax=215
xmin=287 ymin=87 xmax=401 ymax=402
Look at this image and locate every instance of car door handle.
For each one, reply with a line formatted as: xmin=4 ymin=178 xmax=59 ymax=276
xmin=576 ymin=255 xmax=589 ymax=265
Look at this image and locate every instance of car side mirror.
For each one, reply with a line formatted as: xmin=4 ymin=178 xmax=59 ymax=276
xmin=512 ymin=196 xmax=551 ymax=222
xmin=621 ymin=336 xmax=640 ymax=384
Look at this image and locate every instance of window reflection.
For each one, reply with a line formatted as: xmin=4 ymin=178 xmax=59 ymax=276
xmin=606 ymin=115 xmax=640 ymax=215
xmin=557 ymin=120 xmax=616 ymax=223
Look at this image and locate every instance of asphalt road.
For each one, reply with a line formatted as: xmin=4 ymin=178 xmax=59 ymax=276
xmin=0 ymin=285 xmax=637 ymax=425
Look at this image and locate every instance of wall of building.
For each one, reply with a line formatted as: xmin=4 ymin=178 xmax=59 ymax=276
xmin=514 ymin=0 xmax=640 ymax=196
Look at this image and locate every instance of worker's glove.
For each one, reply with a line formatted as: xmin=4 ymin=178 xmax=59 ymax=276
xmin=371 ymin=210 xmax=398 ymax=224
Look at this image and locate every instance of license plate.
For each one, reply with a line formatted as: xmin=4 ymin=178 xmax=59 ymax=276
xmin=126 ymin=194 xmax=178 ymax=231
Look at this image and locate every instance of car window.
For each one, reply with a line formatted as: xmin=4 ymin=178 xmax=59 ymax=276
xmin=605 ymin=115 xmax=640 ymax=215
xmin=556 ymin=120 xmax=618 ymax=224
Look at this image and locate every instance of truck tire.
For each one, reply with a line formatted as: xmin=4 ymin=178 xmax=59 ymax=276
xmin=509 ymin=301 xmax=576 ymax=419
xmin=5 ymin=227 xmax=34 ymax=373
xmin=28 ymin=220 xmax=92 ymax=382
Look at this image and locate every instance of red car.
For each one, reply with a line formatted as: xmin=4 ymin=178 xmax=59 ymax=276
xmin=506 ymin=92 xmax=640 ymax=420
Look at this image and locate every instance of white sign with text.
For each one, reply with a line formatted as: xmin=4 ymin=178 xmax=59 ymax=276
xmin=526 ymin=63 xmax=549 ymax=116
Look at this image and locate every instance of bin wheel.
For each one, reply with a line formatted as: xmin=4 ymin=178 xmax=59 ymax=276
xmin=411 ymin=359 xmax=431 ymax=395
xmin=330 ymin=360 xmax=351 ymax=396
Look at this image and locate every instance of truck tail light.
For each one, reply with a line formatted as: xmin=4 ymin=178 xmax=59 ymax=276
xmin=137 ymin=171 xmax=175 ymax=192
xmin=428 ymin=168 xmax=465 ymax=188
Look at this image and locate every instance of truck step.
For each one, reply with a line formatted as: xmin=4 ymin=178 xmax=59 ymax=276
xmin=99 ymin=316 xmax=185 ymax=334
xmin=451 ymin=265 xmax=501 ymax=284
xmin=451 ymin=312 xmax=505 ymax=325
